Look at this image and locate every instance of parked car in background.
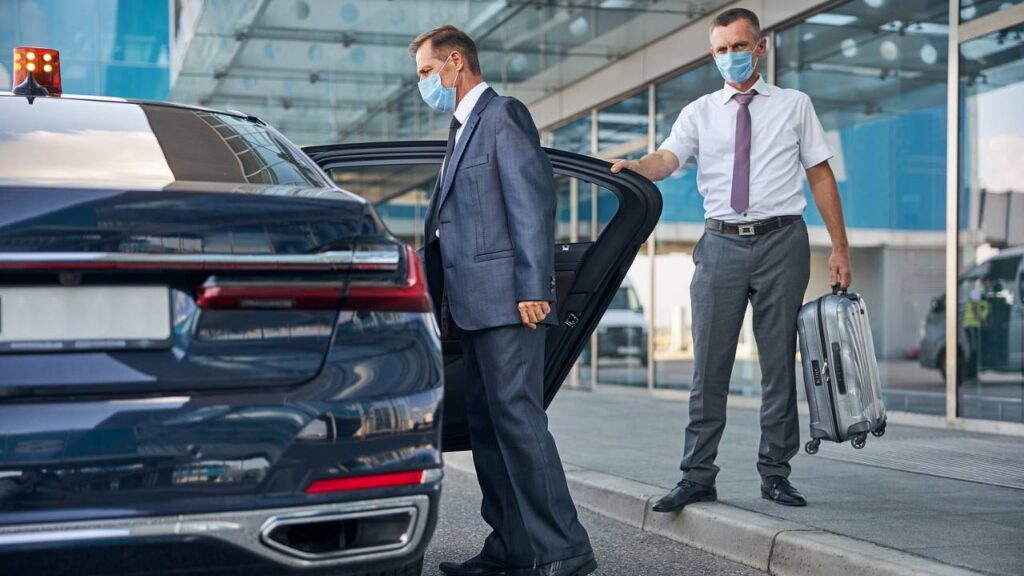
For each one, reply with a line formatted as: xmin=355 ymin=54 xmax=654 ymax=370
xmin=919 ymin=247 xmax=1024 ymax=381
xmin=596 ymin=278 xmax=649 ymax=367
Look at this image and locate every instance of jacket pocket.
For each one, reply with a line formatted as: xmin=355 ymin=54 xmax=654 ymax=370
xmin=460 ymin=153 xmax=490 ymax=170
xmin=473 ymin=248 xmax=514 ymax=263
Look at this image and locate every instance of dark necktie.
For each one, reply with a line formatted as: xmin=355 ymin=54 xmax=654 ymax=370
xmin=441 ymin=115 xmax=462 ymax=185
xmin=428 ymin=116 xmax=462 ymax=238
xmin=731 ymin=91 xmax=757 ymax=215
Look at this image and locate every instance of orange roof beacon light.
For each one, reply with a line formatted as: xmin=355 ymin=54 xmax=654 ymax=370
xmin=12 ymin=47 xmax=62 ymax=97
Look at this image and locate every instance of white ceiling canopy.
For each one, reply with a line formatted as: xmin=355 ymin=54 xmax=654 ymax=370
xmin=170 ymin=0 xmax=729 ymax=145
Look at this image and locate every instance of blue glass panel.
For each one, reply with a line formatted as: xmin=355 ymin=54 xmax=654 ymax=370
xmin=0 ymin=0 xmax=169 ymax=100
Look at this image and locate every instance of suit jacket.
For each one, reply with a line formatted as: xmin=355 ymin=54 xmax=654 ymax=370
xmin=423 ymin=87 xmax=558 ymax=331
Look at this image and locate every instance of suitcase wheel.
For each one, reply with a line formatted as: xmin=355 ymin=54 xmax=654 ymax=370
xmin=871 ymin=423 xmax=886 ymax=438
xmin=804 ymin=439 xmax=821 ymax=455
xmin=851 ymin=433 xmax=867 ymax=449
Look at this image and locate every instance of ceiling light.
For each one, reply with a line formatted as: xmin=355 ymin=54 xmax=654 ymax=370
xmin=569 ymin=16 xmax=589 ymax=38
xmin=806 ymin=14 xmax=858 ymax=26
xmin=841 ymin=38 xmax=858 ymax=58
xmin=339 ymin=2 xmax=358 ymax=23
xmin=961 ymin=5 xmax=977 ymax=20
xmin=510 ymin=54 xmax=528 ymax=72
xmin=920 ymin=43 xmax=938 ymax=65
xmin=864 ymin=0 xmax=885 ymax=7
xmin=880 ymin=40 xmax=899 ymax=61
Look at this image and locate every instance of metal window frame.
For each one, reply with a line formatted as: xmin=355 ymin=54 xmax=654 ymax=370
xmin=946 ymin=0 xmax=961 ymax=424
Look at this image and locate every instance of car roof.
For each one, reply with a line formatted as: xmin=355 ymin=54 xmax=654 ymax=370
xmin=0 ymin=92 xmax=259 ymax=122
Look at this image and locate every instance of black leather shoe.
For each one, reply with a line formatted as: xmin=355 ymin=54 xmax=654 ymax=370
xmin=439 ymin=554 xmax=508 ymax=576
xmin=761 ymin=476 xmax=807 ymax=507
xmin=511 ymin=551 xmax=597 ymax=576
xmin=651 ymin=479 xmax=717 ymax=513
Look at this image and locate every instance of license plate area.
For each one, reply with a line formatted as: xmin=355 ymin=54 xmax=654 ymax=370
xmin=0 ymin=286 xmax=172 ymax=352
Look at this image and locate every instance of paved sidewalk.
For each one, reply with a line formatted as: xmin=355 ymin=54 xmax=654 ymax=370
xmin=543 ymin=387 xmax=1024 ymax=576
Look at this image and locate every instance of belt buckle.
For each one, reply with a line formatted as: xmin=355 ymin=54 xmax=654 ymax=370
xmin=738 ymin=224 xmax=755 ymax=236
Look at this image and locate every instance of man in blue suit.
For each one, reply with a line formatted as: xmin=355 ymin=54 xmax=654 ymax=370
xmin=410 ymin=25 xmax=594 ymax=576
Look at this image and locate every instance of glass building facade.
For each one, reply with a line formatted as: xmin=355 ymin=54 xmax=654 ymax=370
xmin=0 ymin=0 xmax=170 ymax=100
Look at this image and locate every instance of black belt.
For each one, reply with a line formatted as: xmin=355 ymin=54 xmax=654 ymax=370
xmin=706 ymin=215 xmax=802 ymax=236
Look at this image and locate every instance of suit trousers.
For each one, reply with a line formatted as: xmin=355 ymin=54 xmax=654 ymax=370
xmin=462 ymin=323 xmax=592 ymax=567
xmin=681 ymin=219 xmax=811 ymax=486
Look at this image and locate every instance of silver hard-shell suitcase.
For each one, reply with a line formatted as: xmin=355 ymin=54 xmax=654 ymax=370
xmin=797 ymin=287 xmax=886 ymax=454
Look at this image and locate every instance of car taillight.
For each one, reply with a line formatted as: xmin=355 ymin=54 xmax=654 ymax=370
xmin=342 ymin=246 xmax=431 ymax=312
xmin=305 ymin=470 xmax=426 ymax=495
xmin=196 ymin=284 xmax=345 ymax=310
xmin=196 ymin=245 xmax=431 ymax=312
xmin=12 ymin=46 xmax=61 ymax=97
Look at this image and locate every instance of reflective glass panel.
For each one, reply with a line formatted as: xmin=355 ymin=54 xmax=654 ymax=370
xmin=957 ymin=24 xmax=1024 ymax=422
xmin=595 ymin=91 xmax=647 ymax=388
xmin=651 ymin=60 xmax=723 ymax=392
xmin=960 ymin=0 xmax=1023 ymax=21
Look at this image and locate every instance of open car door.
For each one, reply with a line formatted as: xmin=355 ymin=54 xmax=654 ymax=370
xmin=304 ymin=141 xmax=662 ymax=451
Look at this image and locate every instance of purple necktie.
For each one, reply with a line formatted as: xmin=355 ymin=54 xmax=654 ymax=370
xmin=731 ymin=91 xmax=757 ymax=215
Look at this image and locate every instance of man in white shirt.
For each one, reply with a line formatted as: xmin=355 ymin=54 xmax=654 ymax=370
xmin=611 ymin=8 xmax=852 ymax=511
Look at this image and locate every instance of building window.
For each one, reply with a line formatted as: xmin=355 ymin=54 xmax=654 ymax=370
xmin=957 ymin=23 xmax=1024 ymax=422
xmin=593 ymin=91 xmax=649 ymax=387
xmin=776 ymin=0 xmax=950 ymax=415
xmin=651 ymin=60 xmax=724 ymax=392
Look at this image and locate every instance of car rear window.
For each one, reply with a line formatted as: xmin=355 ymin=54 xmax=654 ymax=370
xmin=0 ymin=96 xmax=324 ymax=188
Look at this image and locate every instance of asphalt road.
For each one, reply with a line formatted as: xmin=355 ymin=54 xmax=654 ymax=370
xmin=423 ymin=467 xmax=765 ymax=576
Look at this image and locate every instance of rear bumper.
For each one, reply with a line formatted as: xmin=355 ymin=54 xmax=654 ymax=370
xmin=0 ymin=491 xmax=438 ymax=574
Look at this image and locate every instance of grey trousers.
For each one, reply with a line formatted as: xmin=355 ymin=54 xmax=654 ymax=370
xmin=463 ymin=324 xmax=592 ymax=567
xmin=681 ymin=219 xmax=811 ymax=486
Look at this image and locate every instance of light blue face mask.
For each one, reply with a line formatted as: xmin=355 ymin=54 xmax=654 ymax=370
xmin=715 ymin=49 xmax=757 ymax=84
xmin=418 ymin=56 xmax=459 ymax=113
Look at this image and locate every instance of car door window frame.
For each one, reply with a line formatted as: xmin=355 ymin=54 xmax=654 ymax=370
xmin=303 ymin=141 xmax=662 ymax=408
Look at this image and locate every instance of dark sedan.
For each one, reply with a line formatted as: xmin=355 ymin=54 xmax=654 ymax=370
xmin=0 ymin=91 xmax=660 ymax=575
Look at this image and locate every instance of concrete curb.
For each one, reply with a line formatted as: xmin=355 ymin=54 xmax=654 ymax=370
xmin=444 ymin=453 xmax=982 ymax=576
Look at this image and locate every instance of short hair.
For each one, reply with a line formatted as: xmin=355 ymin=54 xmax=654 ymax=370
xmin=409 ymin=25 xmax=482 ymax=75
xmin=710 ymin=8 xmax=762 ymax=39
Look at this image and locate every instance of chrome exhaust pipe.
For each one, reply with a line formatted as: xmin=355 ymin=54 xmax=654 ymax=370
xmin=0 ymin=495 xmax=431 ymax=570
xmin=260 ymin=506 xmax=419 ymax=561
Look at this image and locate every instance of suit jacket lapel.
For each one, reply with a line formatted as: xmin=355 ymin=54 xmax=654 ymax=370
xmin=436 ymin=88 xmax=496 ymax=214
xmin=423 ymin=176 xmax=441 ymax=241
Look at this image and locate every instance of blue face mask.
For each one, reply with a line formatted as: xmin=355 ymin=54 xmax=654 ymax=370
xmin=715 ymin=49 xmax=757 ymax=84
xmin=418 ymin=56 xmax=459 ymax=113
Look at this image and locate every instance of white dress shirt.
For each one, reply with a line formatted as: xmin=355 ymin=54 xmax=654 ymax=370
xmin=436 ymin=82 xmax=491 ymax=238
xmin=658 ymin=76 xmax=832 ymax=223
xmin=454 ymin=81 xmax=490 ymax=143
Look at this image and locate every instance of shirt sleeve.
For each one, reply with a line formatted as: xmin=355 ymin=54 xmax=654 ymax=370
xmin=657 ymin=103 xmax=699 ymax=165
xmin=798 ymin=94 xmax=833 ymax=169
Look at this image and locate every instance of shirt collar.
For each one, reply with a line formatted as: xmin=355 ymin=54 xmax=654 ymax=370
xmin=718 ymin=75 xmax=772 ymax=105
xmin=455 ymin=82 xmax=490 ymax=125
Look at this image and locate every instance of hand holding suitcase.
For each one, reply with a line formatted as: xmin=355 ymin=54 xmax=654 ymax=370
xmin=797 ymin=285 xmax=887 ymax=454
